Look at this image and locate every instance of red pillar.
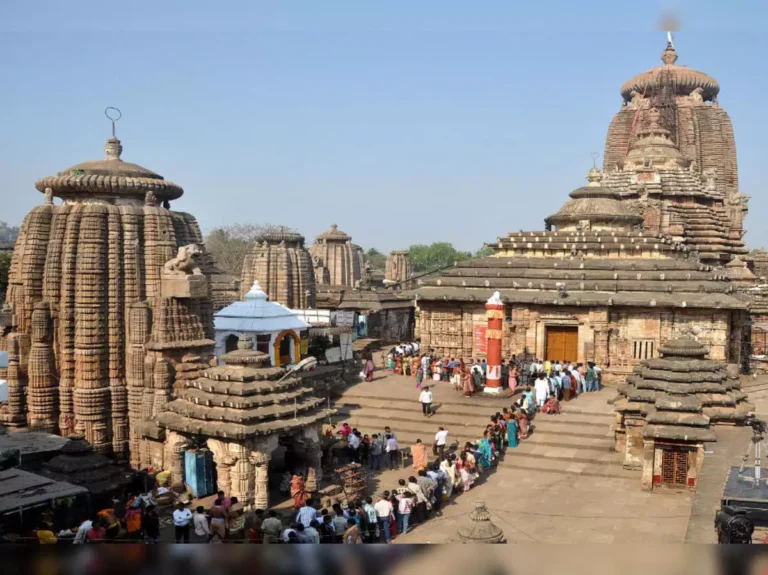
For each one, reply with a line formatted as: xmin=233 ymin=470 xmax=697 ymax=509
xmin=485 ymin=292 xmax=504 ymax=393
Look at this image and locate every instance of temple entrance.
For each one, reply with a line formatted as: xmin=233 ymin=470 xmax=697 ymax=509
xmin=660 ymin=447 xmax=689 ymax=486
xmin=225 ymin=334 xmax=240 ymax=354
xmin=273 ymin=330 xmax=299 ymax=367
xmin=546 ymin=326 xmax=578 ymax=363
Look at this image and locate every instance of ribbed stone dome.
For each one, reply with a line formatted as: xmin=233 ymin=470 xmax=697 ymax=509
xmin=620 ymin=43 xmax=720 ymax=102
xmin=34 ymin=137 xmax=184 ymax=202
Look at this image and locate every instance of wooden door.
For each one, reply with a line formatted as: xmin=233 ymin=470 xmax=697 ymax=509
xmin=661 ymin=448 xmax=688 ymax=485
xmin=546 ymin=326 xmax=578 ymax=363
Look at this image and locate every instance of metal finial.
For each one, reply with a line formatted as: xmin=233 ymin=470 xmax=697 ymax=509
xmin=104 ymin=107 xmax=122 ymax=138
xmin=667 ymin=30 xmax=675 ymax=49
xmin=591 ymin=152 xmax=599 ymax=168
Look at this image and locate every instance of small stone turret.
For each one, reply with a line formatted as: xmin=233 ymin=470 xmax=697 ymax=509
xmin=456 ymin=501 xmax=506 ymax=543
xmin=385 ymin=250 xmax=413 ymax=288
xmin=308 ymin=225 xmax=362 ymax=287
xmin=241 ymin=228 xmax=316 ymax=309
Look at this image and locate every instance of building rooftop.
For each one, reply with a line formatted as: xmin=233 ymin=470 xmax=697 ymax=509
xmin=215 ymin=281 xmax=309 ymax=333
xmin=0 ymin=468 xmax=87 ymax=516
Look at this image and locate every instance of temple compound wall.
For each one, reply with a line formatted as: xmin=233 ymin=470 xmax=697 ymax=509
xmin=417 ymin=300 xmax=744 ymax=385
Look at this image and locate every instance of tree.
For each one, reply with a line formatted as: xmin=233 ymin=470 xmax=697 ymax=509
xmin=0 ymin=251 xmax=10 ymax=301
xmin=407 ymin=242 xmax=473 ymax=273
xmin=363 ymin=248 xmax=387 ymax=271
xmin=204 ymin=223 xmax=295 ymax=278
xmin=474 ymin=246 xmax=495 ymax=258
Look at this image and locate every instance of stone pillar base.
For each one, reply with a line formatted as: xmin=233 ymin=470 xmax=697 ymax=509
xmin=483 ymin=385 xmax=503 ymax=394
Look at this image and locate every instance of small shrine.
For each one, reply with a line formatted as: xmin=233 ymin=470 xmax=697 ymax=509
xmin=456 ymin=501 xmax=506 ymax=544
xmin=156 ymin=348 xmax=331 ymax=508
xmin=613 ymin=338 xmax=752 ymax=490
xmin=39 ymin=434 xmax=132 ymax=508
xmin=214 ymin=281 xmax=309 ymax=367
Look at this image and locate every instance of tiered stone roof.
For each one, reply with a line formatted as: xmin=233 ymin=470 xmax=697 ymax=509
xmin=157 ymin=350 xmax=329 ymax=440
xmin=614 ymin=338 xmax=752 ymax=429
xmin=39 ymin=434 xmax=131 ymax=498
xmin=414 ymin=230 xmax=746 ymax=311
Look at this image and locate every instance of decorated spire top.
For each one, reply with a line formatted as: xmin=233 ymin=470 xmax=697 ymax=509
xmin=661 ymin=41 xmax=679 ymax=66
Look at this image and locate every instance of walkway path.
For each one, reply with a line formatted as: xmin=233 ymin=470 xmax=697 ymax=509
xmin=333 ymin=372 xmax=694 ymax=543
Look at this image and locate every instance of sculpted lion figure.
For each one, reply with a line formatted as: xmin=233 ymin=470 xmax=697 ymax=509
xmin=163 ymin=243 xmax=203 ymax=275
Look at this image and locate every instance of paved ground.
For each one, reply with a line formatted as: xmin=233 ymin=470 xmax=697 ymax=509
xmin=334 ymin=372 xmax=693 ymax=543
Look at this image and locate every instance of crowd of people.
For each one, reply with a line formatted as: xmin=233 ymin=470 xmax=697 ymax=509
xmin=388 ymin=344 xmax=603 ymax=402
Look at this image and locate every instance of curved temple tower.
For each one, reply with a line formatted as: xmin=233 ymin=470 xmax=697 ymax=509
xmin=602 ymin=40 xmax=749 ymax=264
xmin=240 ymin=228 xmax=316 ymax=309
xmin=0 ymin=128 xmax=216 ymax=466
xmin=309 ymin=224 xmax=363 ymax=287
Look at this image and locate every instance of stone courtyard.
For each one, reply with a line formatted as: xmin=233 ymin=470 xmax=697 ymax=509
xmin=329 ymin=370 xmax=765 ymax=543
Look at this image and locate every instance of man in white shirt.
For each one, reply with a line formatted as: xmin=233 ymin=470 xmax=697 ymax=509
xmin=192 ymin=505 xmax=210 ymax=543
xmin=419 ymin=386 xmax=433 ymax=417
xmin=374 ymin=492 xmax=394 ymax=543
xmin=172 ymin=502 xmax=193 ymax=543
xmin=534 ymin=374 xmax=550 ymax=408
xmin=348 ymin=432 xmax=361 ymax=462
xmin=385 ymin=434 xmax=399 ymax=470
xmin=434 ymin=426 xmax=449 ymax=459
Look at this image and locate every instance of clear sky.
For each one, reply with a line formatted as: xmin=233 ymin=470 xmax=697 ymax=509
xmin=1 ymin=1 xmax=766 ymax=253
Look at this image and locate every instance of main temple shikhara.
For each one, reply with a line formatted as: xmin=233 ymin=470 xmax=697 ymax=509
xmin=414 ymin=39 xmax=753 ymax=385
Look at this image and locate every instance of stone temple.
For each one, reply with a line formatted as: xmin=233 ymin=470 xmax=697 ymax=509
xmin=413 ymin=166 xmax=750 ymax=385
xmin=0 ymin=132 xmax=217 ymax=466
xmin=309 ymin=224 xmax=364 ymax=287
xmin=240 ymin=228 xmax=316 ymax=309
xmin=602 ymin=40 xmax=749 ymax=265
xmin=412 ymin=40 xmax=753 ymax=384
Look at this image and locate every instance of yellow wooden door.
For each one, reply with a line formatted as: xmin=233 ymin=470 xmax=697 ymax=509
xmin=546 ymin=327 xmax=578 ymax=363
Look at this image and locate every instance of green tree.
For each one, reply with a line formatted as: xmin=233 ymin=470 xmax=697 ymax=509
xmin=363 ymin=248 xmax=387 ymax=271
xmin=407 ymin=242 xmax=473 ymax=273
xmin=0 ymin=251 xmax=11 ymax=301
xmin=474 ymin=246 xmax=495 ymax=258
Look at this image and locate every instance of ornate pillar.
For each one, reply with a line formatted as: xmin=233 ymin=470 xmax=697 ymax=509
xmin=484 ymin=292 xmax=504 ymax=393
xmin=229 ymin=442 xmax=255 ymax=507
xmin=127 ymin=302 xmax=150 ymax=469
xmin=252 ymin=452 xmax=271 ymax=510
xmin=27 ymin=303 xmax=57 ymax=432
xmin=208 ymin=439 xmax=234 ymax=497
xmin=2 ymin=334 xmax=27 ymax=427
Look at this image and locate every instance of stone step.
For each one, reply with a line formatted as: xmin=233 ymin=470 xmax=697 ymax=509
xmin=337 ymin=394 xmax=614 ymax=422
xmin=334 ymin=403 xmax=613 ymax=432
xmin=334 ymin=415 xmax=615 ymax=448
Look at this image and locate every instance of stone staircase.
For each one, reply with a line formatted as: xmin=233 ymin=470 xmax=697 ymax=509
xmin=332 ymin=390 xmax=620 ymax=477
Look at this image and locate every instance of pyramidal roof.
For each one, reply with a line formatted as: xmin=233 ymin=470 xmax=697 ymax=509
xmin=214 ymin=281 xmax=309 ymax=333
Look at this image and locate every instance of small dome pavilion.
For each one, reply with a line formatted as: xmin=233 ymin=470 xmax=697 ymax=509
xmin=545 ymin=167 xmax=643 ymax=232
xmin=214 ymin=281 xmax=309 ymax=367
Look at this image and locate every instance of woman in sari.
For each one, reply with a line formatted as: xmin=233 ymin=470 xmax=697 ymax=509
xmin=457 ymin=453 xmax=474 ymax=492
xmin=363 ymin=358 xmax=375 ymax=382
xmin=394 ymin=355 xmax=402 ymax=375
xmin=343 ymin=519 xmax=363 ymax=544
xmin=411 ymin=356 xmax=420 ymax=379
xmin=507 ymin=414 xmax=519 ymax=447
xmin=451 ymin=361 xmax=462 ymax=391
xmin=440 ymin=457 xmax=456 ymax=499
xmin=411 ymin=439 xmax=428 ymax=472
xmin=460 ymin=361 xmax=474 ymax=397
xmin=290 ymin=474 xmax=309 ymax=510
xmin=508 ymin=365 xmax=518 ymax=394
xmin=517 ymin=409 xmax=530 ymax=440
xmin=478 ymin=432 xmax=494 ymax=468
xmin=432 ymin=359 xmax=442 ymax=382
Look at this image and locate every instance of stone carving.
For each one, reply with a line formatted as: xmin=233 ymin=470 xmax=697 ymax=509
xmin=309 ymin=225 xmax=363 ymax=287
xmin=690 ymin=87 xmax=704 ymax=103
xmin=163 ymin=244 xmax=203 ymax=275
xmin=43 ymin=188 xmax=53 ymax=205
xmin=144 ymin=191 xmax=159 ymax=206
xmin=629 ymin=90 xmax=643 ymax=108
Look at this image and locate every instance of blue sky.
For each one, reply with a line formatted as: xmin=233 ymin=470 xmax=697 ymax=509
xmin=1 ymin=1 xmax=766 ymax=252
